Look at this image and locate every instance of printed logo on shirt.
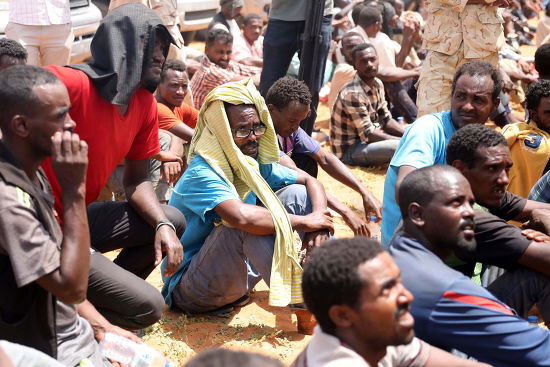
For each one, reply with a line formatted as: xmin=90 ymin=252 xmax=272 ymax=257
xmin=524 ymin=133 xmax=543 ymax=149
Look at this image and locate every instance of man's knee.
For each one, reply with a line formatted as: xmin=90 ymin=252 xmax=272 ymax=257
xmin=161 ymin=204 xmax=186 ymax=237
xmin=276 ymin=184 xmax=311 ymax=215
xmin=131 ymin=284 xmax=165 ymax=328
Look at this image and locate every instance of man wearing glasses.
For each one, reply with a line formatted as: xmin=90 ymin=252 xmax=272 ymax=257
xmin=162 ymin=80 xmax=333 ymax=325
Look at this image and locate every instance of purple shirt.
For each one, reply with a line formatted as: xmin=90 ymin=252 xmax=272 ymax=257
xmin=278 ymin=127 xmax=321 ymax=158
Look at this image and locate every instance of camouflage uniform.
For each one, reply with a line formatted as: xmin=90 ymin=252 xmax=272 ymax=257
xmin=416 ymin=0 xmax=505 ymax=116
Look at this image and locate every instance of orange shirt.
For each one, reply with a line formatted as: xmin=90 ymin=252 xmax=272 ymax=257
xmin=157 ymin=102 xmax=198 ymax=130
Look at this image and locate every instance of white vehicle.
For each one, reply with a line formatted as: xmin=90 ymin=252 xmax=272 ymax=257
xmin=0 ymin=0 xmax=102 ymax=64
xmin=177 ymin=0 xmax=219 ymax=32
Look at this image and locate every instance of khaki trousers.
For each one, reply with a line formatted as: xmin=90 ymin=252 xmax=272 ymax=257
xmin=5 ymin=22 xmax=73 ymax=66
xmin=416 ymin=49 xmax=499 ymax=117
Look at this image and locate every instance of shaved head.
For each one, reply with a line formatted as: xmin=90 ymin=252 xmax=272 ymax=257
xmin=398 ymin=165 xmax=464 ymax=219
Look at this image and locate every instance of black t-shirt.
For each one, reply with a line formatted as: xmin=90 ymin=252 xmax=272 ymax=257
xmin=455 ymin=192 xmax=530 ymax=271
xmin=487 ymin=191 xmax=527 ymax=221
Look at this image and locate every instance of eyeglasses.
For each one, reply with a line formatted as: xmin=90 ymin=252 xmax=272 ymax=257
xmin=231 ymin=124 xmax=267 ymax=138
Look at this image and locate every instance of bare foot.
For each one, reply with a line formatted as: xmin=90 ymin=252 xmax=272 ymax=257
xmin=296 ymin=309 xmax=317 ymax=335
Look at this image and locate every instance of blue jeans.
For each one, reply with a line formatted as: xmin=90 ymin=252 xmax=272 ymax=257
xmin=343 ymin=140 xmax=400 ymax=167
xmin=172 ymin=184 xmax=312 ymax=313
xmin=260 ymin=16 xmax=332 ymax=135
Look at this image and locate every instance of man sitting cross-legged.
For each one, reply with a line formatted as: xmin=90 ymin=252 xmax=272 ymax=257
xmin=390 ymin=165 xmax=550 ymax=367
xmin=266 ymin=76 xmax=381 ymax=236
xmin=331 ymin=43 xmax=405 ymax=167
xmin=162 ymin=79 xmax=333 ymax=333
xmin=291 ymin=237 xmax=490 ymax=367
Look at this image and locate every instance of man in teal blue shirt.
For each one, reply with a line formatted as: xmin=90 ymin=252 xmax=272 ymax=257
xmin=163 ymin=82 xmax=333 ymax=319
xmin=381 ymin=61 xmax=502 ymax=245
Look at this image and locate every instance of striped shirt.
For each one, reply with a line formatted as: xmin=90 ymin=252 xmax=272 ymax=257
xmin=189 ymin=56 xmax=260 ymax=110
xmin=330 ymin=74 xmax=392 ymax=159
xmin=9 ymin=0 xmax=70 ymax=25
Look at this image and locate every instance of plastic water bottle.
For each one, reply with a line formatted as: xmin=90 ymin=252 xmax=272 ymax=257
xmin=368 ymin=216 xmax=381 ymax=240
xmin=100 ymin=332 xmax=174 ymax=367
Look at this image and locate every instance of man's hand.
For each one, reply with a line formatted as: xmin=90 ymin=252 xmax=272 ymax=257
xmin=298 ymin=210 xmax=334 ymax=234
xmin=492 ymin=0 xmax=512 ymax=8
xmin=155 ymin=225 xmax=183 ymax=277
xmin=160 ymin=161 xmax=183 ymax=184
xmin=522 ymin=208 xmax=550 ymax=235
xmin=342 ymin=210 xmax=371 ymax=237
xmin=300 ymin=230 xmax=330 ymax=265
xmin=362 ymin=192 xmax=382 ymax=220
xmin=153 ymin=150 xmax=183 ymax=164
xmin=51 ymin=130 xmax=88 ymax=193
xmin=93 ymin=323 xmax=142 ymax=367
xmin=521 ymin=228 xmax=550 ymax=242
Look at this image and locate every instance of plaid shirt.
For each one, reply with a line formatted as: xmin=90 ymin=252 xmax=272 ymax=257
xmin=330 ymin=74 xmax=392 ymax=158
xmin=190 ymin=56 xmax=260 ymax=109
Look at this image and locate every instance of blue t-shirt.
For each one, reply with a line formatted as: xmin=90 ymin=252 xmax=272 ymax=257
xmin=390 ymin=234 xmax=550 ymax=367
xmin=381 ymin=111 xmax=456 ymax=245
xmin=277 ymin=127 xmax=321 ymax=158
xmin=161 ymin=155 xmax=298 ymax=307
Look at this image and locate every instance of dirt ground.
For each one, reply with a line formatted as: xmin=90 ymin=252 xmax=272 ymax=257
xmin=134 ymin=42 xmax=539 ymax=366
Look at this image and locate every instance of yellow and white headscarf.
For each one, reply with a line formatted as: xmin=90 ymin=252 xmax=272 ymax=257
xmin=188 ymin=79 xmax=303 ymax=306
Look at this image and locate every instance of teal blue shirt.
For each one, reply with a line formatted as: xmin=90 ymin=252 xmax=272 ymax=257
xmin=381 ymin=111 xmax=457 ymax=245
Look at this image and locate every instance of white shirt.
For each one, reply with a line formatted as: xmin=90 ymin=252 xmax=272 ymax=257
xmin=290 ymin=326 xmax=430 ymax=367
xmin=9 ymin=0 xmax=70 ymax=25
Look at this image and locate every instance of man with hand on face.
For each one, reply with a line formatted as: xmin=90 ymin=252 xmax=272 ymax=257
xmin=266 ymin=77 xmax=381 ymax=237
xmin=381 ymin=61 xmax=502 ymax=246
xmin=292 ymin=237 xmax=490 ymax=367
xmin=190 ymin=29 xmax=261 ymax=109
xmin=331 ymin=43 xmax=405 ymax=168
xmin=390 ymin=165 xmax=550 ymax=367
xmin=232 ymin=13 xmax=264 ymax=67
xmin=41 ymin=3 xmax=186 ymax=334
xmin=445 ymin=124 xmax=550 ymax=325
xmin=0 ymin=65 xmax=115 ymax=367
xmin=163 ymin=79 xmax=333 ymax=334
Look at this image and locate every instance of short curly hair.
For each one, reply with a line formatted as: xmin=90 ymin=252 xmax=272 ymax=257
xmin=160 ymin=58 xmax=187 ymax=82
xmin=525 ymin=79 xmax=550 ymax=112
xmin=451 ymin=61 xmax=503 ymax=101
xmin=302 ymin=237 xmax=385 ymax=335
xmin=264 ymin=77 xmax=311 ymax=109
xmin=0 ymin=38 xmax=27 ymax=61
xmin=446 ymin=124 xmax=507 ymax=168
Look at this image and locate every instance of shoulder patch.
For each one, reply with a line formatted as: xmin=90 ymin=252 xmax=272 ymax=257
xmin=524 ymin=133 xmax=542 ymax=149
